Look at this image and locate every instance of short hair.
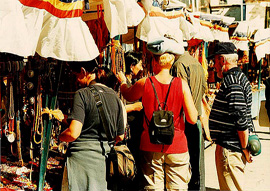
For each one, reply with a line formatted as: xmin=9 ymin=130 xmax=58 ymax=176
xmin=159 ymin=53 xmax=175 ymax=69
xmin=124 ymin=51 xmax=143 ymax=74
xmin=96 ymin=67 xmax=118 ymax=90
xmin=68 ymin=59 xmax=98 ymax=73
xmin=221 ymin=53 xmax=238 ymax=64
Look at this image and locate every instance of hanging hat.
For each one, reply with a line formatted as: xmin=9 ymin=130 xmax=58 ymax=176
xmin=147 ymin=36 xmax=184 ymax=55
xmin=208 ymin=42 xmax=237 ymax=59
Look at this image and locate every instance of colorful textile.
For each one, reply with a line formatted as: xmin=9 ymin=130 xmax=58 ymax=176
xmin=19 ymin=0 xmax=84 ymax=18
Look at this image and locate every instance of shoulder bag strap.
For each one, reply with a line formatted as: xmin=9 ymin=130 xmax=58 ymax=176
xmin=89 ymin=86 xmax=115 ymax=145
xmin=149 ymin=77 xmax=174 ymax=110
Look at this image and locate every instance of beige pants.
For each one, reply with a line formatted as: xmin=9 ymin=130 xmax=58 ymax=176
xmin=215 ymin=145 xmax=247 ymax=191
xmin=141 ymin=151 xmax=191 ymax=191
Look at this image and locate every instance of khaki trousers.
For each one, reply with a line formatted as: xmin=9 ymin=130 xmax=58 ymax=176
xmin=141 ymin=151 xmax=191 ymax=191
xmin=215 ymin=145 xmax=247 ymax=191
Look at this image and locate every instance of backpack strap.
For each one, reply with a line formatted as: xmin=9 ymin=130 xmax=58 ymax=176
xmin=89 ymin=85 xmax=115 ymax=145
xmin=149 ymin=77 xmax=174 ymax=110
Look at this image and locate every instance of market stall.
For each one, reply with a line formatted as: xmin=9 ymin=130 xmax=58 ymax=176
xmin=1 ymin=0 xmax=269 ymax=190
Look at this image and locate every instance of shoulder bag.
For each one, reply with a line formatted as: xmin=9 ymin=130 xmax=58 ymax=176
xmin=89 ymin=86 xmax=136 ymax=182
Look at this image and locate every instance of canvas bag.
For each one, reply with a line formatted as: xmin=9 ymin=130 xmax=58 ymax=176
xmin=89 ymin=86 xmax=136 ymax=182
xmin=146 ymin=77 xmax=175 ymax=145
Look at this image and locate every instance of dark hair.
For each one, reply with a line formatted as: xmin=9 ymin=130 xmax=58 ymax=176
xmin=96 ymin=67 xmax=119 ymax=90
xmin=237 ymin=49 xmax=244 ymax=59
xmin=68 ymin=59 xmax=98 ymax=73
xmin=124 ymin=51 xmax=143 ymax=75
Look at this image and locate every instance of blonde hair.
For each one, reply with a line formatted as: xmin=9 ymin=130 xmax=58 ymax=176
xmin=159 ymin=53 xmax=175 ymax=69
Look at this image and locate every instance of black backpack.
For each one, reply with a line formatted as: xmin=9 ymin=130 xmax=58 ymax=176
xmin=145 ymin=77 xmax=175 ymax=145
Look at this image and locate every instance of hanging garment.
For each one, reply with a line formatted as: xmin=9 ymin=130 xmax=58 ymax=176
xmin=253 ymin=28 xmax=270 ymax=61
xmin=103 ymin=0 xmax=145 ymax=38
xmin=86 ymin=5 xmax=109 ymax=53
xmin=19 ymin=0 xmax=84 ymax=18
xmin=20 ymin=5 xmax=99 ymax=61
xmin=0 ymin=0 xmax=32 ymax=57
xmin=231 ymin=21 xmax=249 ymax=51
xmin=136 ymin=0 xmax=185 ymax=52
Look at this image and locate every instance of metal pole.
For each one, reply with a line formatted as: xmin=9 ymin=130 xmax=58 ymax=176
xmin=38 ymin=63 xmax=63 ymax=191
xmin=258 ymin=59 xmax=262 ymax=90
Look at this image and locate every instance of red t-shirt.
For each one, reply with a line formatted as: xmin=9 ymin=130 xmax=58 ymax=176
xmin=141 ymin=76 xmax=188 ymax=154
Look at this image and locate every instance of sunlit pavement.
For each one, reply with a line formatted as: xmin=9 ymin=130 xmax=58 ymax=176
xmin=205 ymin=101 xmax=270 ymax=191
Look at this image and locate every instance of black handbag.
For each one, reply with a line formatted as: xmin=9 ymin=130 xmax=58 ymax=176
xmin=146 ymin=77 xmax=175 ymax=145
xmin=89 ymin=86 xmax=136 ymax=183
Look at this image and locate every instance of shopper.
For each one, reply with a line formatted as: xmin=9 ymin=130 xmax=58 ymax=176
xmin=209 ymin=42 xmax=253 ymax=191
xmin=171 ymin=50 xmax=207 ymax=191
xmin=117 ymin=52 xmax=198 ymax=190
xmin=121 ymin=51 xmax=144 ymax=190
xmin=59 ymin=60 xmax=125 ymax=191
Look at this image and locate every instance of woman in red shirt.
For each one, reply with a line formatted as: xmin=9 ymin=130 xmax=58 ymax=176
xmin=117 ymin=53 xmax=197 ymax=190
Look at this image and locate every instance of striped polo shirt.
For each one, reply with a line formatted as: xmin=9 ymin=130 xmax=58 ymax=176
xmin=209 ymin=67 xmax=254 ymax=152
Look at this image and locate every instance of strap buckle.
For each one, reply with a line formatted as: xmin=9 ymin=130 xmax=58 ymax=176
xmin=96 ymin=100 xmax=102 ymax=107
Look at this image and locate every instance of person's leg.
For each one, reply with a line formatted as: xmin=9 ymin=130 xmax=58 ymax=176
xmin=215 ymin=145 xmax=246 ymax=191
xmin=185 ymin=121 xmax=200 ymax=190
xmin=199 ymin=128 xmax=205 ymax=191
xmin=140 ymin=151 xmax=165 ymax=191
xmin=165 ymin=152 xmax=191 ymax=191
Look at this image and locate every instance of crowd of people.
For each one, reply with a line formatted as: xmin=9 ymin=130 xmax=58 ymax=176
xmin=58 ymin=42 xmax=254 ymax=191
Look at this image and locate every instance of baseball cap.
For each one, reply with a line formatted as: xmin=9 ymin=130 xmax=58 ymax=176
xmin=208 ymin=42 xmax=237 ymax=58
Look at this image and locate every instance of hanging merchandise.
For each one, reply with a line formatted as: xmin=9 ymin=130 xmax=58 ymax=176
xmin=253 ymin=28 xmax=270 ymax=61
xmin=86 ymin=5 xmax=110 ymax=53
xmin=1 ymin=57 xmax=72 ymax=190
xmin=111 ymin=39 xmax=126 ymax=75
xmin=0 ymin=0 xmax=32 ymax=57
xmin=7 ymin=81 xmax=16 ymax=144
xmin=103 ymin=0 xmax=145 ymax=38
xmin=191 ymin=13 xmax=215 ymax=42
xmin=231 ymin=21 xmax=249 ymax=51
xmin=2 ymin=0 xmax=100 ymax=62
xmin=19 ymin=0 xmax=85 ymax=18
xmin=136 ymin=0 xmax=185 ymax=46
xmin=101 ymin=39 xmax=126 ymax=77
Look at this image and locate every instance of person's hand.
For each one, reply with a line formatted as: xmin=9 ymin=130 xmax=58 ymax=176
xmin=116 ymin=71 xmax=126 ymax=84
xmin=132 ymin=102 xmax=143 ymax=112
xmin=125 ymin=102 xmax=143 ymax=113
xmin=243 ymin=149 xmax=253 ymax=163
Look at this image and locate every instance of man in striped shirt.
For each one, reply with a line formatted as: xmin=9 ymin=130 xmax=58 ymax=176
xmin=209 ymin=42 xmax=253 ymax=191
